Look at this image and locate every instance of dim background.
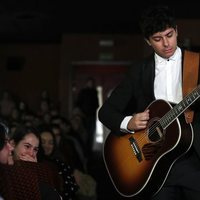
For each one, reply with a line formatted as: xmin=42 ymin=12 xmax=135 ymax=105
xmin=0 ymin=1 xmax=200 ymax=198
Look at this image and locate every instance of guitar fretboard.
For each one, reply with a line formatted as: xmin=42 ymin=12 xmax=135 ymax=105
xmin=160 ymin=85 xmax=200 ymax=129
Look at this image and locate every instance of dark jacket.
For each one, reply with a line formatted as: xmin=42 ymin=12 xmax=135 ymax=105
xmin=98 ymin=50 xmax=200 ymax=157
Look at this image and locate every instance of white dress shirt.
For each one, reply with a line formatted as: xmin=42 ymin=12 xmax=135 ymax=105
xmin=120 ymin=47 xmax=183 ymax=133
xmin=154 ymin=47 xmax=183 ymax=103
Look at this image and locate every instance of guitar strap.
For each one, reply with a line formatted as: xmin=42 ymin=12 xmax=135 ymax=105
xmin=183 ymin=50 xmax=200 ymax=123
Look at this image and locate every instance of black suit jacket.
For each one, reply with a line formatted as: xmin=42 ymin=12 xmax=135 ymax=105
xmin=98 ymin=50 xmax=200 ymax=157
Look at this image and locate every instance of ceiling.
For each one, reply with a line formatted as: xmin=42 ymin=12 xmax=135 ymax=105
xmin=0 ymin=1 xmax=199 ymax=43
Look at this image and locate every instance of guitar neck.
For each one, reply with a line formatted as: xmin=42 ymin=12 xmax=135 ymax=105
xmin=160 ymin=85 xmax=200 ymax=129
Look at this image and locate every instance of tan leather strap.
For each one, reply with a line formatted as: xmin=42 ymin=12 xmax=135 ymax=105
xmin=183 ymin=50 xmax=199 ymax=123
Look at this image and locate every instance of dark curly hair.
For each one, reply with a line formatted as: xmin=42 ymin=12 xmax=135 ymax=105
xmin=139 ymin=5 xmax=177 ymax=39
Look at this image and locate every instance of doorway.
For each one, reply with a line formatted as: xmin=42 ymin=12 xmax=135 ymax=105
xmin=70 ymin=61 xmax=131 ymax=152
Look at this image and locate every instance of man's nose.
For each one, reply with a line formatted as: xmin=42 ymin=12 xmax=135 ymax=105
xmin=163 ymin=37 xmax=169 ymax=47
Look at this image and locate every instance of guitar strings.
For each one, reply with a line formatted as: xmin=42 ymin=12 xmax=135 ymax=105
xmin=135 ymin=85 xmax=200 ymax=147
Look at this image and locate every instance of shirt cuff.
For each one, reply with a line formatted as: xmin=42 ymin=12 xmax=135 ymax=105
xmin=120 ymin=116 xmax=135 ymax=133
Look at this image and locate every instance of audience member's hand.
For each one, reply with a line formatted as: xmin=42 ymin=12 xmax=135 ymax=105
xmin=19 ymin=153 xmax=37 ymax=162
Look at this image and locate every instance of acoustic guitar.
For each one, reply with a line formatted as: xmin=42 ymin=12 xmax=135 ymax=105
xmin=103 ymin=85 xmax=200 ymax=199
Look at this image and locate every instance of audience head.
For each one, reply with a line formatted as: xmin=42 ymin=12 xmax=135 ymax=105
xmin=11 ymin=125 xmax=41 ymax=162
xmin=0 ymin=122 xmax=14 ymax=165
xmin=51 ymin=123 xmax=62 ymax=146
xmin=85 ymin=77 xmax=96 ymax=88
xmin=40 ymin=129 xmax=56 ymax=157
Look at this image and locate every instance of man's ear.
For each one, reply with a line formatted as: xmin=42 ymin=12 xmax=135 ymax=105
xmin=145 ymin=39 xmax=151 ymax=46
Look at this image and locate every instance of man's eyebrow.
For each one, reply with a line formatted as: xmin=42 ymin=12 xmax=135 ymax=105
xmin=152 ymin=30 xmax=174 ymax=38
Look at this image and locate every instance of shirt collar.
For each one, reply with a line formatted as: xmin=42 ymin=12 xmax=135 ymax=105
xmin=155 ymin=47 xmax=181 ymax=64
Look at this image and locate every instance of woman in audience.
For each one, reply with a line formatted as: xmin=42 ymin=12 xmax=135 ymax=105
xmin=10 ymin=125 xmax=41 ymax=162
xmin=40 ymin=127 xmax=79 ymax=200
xmin=10 ymin=124 xmax=63 ymax=200
xmin=51 ymin=120 xmax=87 ymax=172
xmin=40 ymin=126 xmax=97 ymax=200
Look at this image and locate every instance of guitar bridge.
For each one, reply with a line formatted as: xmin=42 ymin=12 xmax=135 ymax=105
xmin=129 ymin=136 xmax=142 ymax=162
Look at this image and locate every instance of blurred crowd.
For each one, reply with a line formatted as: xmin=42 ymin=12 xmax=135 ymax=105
xmin=0 ymin=89 xmax=98 ymax=200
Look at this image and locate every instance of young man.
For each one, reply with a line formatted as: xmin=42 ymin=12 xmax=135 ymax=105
xmin=98 ymin=5 xmax=200 ymax=200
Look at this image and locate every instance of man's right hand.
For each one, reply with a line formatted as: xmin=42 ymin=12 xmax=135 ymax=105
xmin=127 ymin=109 xmax=150 ymax=131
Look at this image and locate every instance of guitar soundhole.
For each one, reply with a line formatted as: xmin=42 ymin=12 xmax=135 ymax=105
xmin=148 ymin=118 xmax=165 ymax=142
xmin=141 ymin=118 xmax=166 ymax=160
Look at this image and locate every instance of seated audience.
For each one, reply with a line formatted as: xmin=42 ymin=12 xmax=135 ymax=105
xmin=8 ymin=124 xmax=63 ymax=200
xmin=40 ymin=127 xmax=97 ymax=200
xmin=51 ymin=120 xmax=87 ymax=171
xmin=40 ymin=128 xmax=79 ymax=200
